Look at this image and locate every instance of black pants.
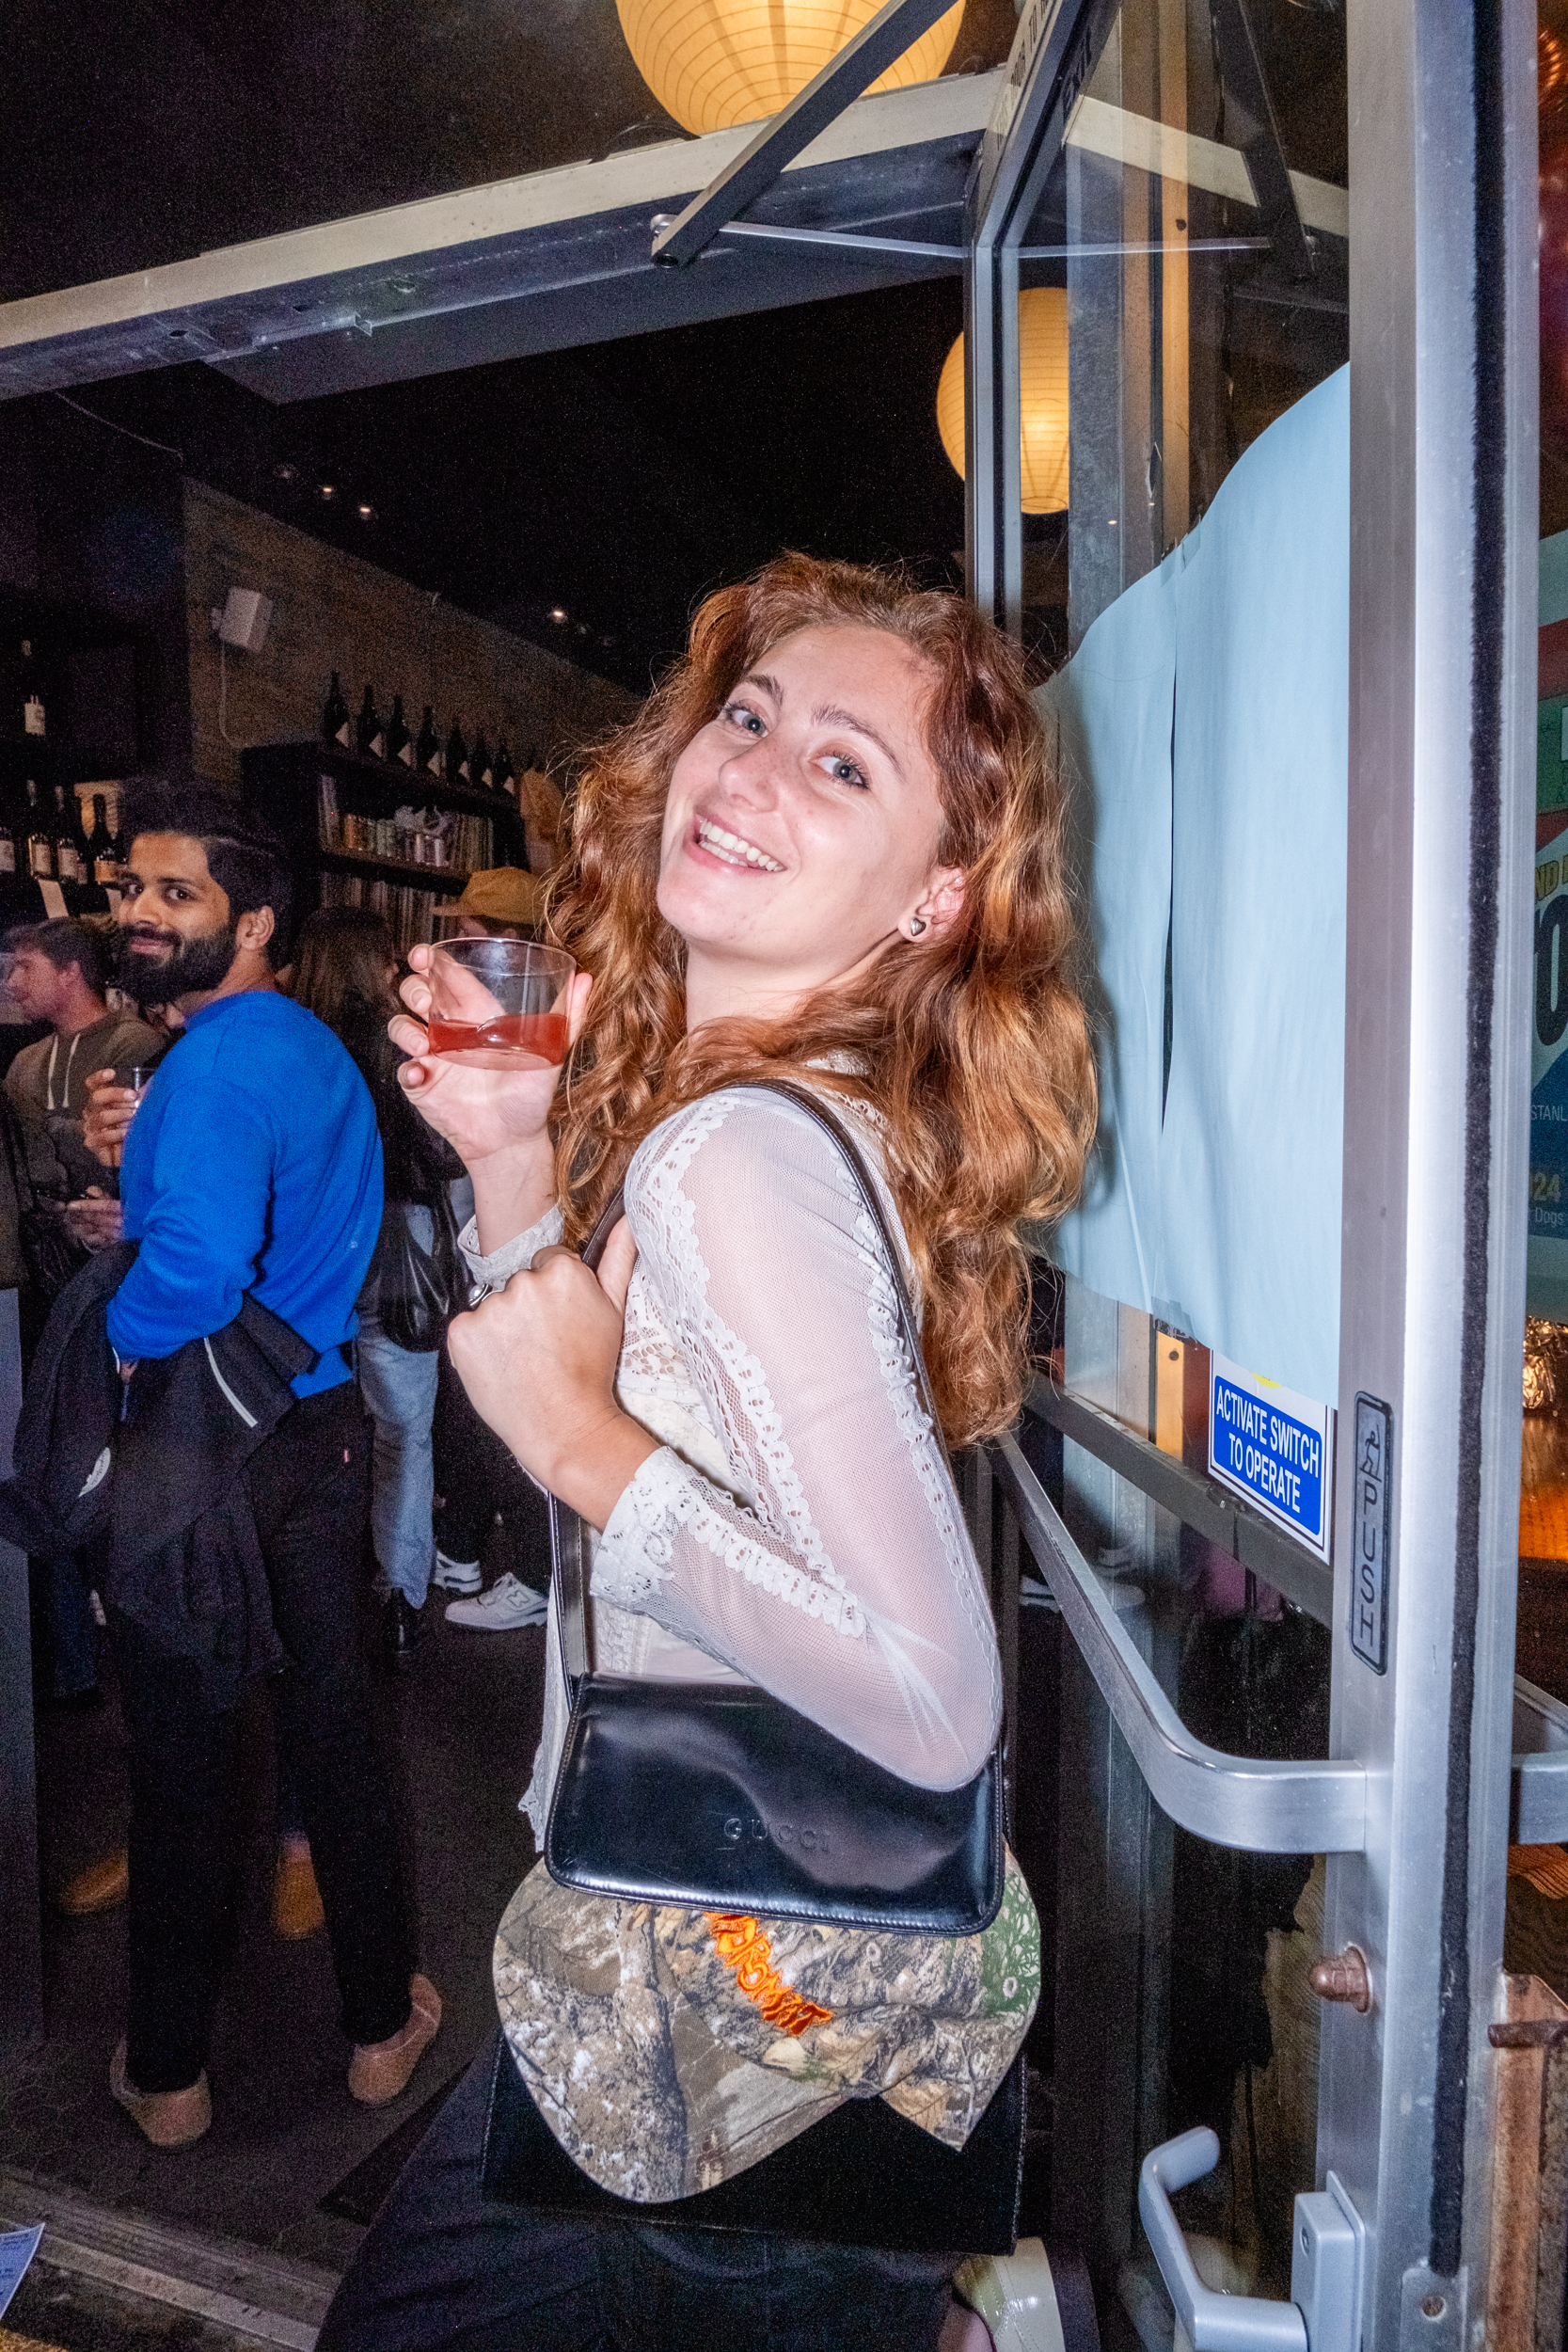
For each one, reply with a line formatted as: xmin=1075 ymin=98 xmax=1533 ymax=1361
xmin=317 ymin=2032 xmax=957 ymax=2352
xmin=433 ymin=1346 xmax=548 ymax=1581
xmin=111 ymin=1382 xmax=415 ymax=2092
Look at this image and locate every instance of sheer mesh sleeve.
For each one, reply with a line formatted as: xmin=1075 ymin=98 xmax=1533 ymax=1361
xmin=591 ymin=1091 xmax=1000 ymax=1791
xmin=458 ymin=1203 xmax=563 ymax=1291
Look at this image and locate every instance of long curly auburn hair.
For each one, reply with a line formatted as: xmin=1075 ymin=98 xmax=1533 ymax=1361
xmin=544 ymin=552 xmax=1097 ymax=1446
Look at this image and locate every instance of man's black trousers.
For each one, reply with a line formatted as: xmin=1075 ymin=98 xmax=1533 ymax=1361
xmin=109 ymin=1380 xmax=415 ymax=2093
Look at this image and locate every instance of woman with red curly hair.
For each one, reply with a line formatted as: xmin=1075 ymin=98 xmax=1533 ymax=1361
xmin=317 ymin=555 xmax=1096 ymax=2352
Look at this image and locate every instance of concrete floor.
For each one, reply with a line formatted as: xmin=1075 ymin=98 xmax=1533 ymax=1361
xmin=0 ymin=1531 xmax=546 ymax=2275
xmin=1 ymin=1490 xmax=1063 ymax=2352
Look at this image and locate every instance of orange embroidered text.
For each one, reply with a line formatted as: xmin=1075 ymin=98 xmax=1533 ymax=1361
xmin=705 ymin=1914 xmax=832 ymax=2037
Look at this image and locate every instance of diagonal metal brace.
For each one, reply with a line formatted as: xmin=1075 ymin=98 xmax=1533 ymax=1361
xmin=1210 ymin=0 xmax=1315 ymax=282
xmin=651 ymin=0 xmax=963 ymax=267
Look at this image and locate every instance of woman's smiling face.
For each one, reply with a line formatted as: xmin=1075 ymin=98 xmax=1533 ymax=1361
xmin=657 ymin=623 xmax=963 ymax=1025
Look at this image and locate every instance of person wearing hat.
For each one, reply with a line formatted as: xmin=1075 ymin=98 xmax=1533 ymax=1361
xmin=438 ymin=866 xmax=545 ymax=940
xmin=431 ymin=865 xmax=554 ymax=1629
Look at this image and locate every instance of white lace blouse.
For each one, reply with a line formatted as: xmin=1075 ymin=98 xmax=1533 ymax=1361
xmin=458 ymin=1086 xmax=1003 ymax=1833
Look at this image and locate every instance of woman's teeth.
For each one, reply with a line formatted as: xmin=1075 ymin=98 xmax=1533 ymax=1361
xmin=696 ymin=818 xmax=783 ymax=872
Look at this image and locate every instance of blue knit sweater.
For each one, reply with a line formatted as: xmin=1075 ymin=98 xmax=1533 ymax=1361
xmin=107 ymin=990 xmax=384 ymax=1398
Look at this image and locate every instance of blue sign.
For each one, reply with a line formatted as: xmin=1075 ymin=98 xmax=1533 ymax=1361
xmin=0 ymin=2224 xmax=43 ymax=2322
xmin=1209 ymin=1352 xmax=1334 ymax=1560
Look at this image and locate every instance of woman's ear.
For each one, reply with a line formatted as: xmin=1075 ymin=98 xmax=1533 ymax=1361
xmin=914 ymin=866 xmax=967 ymax=940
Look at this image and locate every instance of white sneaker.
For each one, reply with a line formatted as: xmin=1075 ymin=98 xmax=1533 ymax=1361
xmin=444 ymin=1573 xmax=547 ymax=1630
xmin=432 ymin=1551 xmax=483 ymax=1596
xmin=954 ymin=2241 xmax=1068 ymax=2352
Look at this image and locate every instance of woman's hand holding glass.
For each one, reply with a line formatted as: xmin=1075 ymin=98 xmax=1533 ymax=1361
xmin=390 ymin=946 xmax=591 ymax=1253
xmin=446 ymin=1217 xmax=657 ymax=1529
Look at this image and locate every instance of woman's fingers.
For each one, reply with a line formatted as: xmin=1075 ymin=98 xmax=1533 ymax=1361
xmin=397 ymin=969 xmax=434 ymax=1020
xmin=594 ymin=1217 xmax=639 ymax=1315
xmin=388 ymin=1011 xmax=431 ymax=1061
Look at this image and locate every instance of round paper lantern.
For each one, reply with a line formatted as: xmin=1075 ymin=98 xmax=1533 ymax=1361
xmin=936 ymin=286 xmax=1070 ymax=516
xmin=617 ymin=0 xmax=966 ymax=136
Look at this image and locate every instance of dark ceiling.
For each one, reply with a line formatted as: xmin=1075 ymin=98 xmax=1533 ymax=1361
xmin=2 ymin=0 xmax=1018 ymax=302
xmin=52 ymin=268 xmax=973 ymax=694
xmin=0 ymin=0 xmax=1373 ymax=706
xmin=3 ymin=0 xmax=1018 ymax=695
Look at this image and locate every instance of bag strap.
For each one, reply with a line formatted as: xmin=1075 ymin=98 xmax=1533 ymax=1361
xmin=551 ymin=1183 xmax=626 ymax=1685
xmin=549 ymin=1079 xmax=937 ymax=1692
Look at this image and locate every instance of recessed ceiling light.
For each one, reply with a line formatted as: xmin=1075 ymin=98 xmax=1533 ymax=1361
xmin=356 ymin=501 xmax=376 ymax=521
xmin=548 ymin=607 xmax=568 ymax=623
xmin=320 ymin=483 xmax=338 ymax=501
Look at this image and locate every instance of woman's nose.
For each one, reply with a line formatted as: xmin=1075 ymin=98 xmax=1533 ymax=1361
xmin=717 ymin=739 xmax=783 ymax=806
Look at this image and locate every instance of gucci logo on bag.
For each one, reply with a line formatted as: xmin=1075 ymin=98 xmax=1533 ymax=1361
xmin=721 ymin=1814 xmax=832 ymax=1856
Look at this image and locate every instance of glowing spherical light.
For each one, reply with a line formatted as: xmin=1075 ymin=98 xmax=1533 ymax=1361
xmin=616 ymin=0 xmax=966 ymax=136
xmin=935 ymin=286 xmax=1069 ymax=516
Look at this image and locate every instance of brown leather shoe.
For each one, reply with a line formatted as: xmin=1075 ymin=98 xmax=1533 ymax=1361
xmin=271 ymin=1839 xmax=325 ymax=1941
xmin=110 ymin=2039 xmax=211 ymax=2148
xmin=348 ymin=1974 xmax=442 ymax=2106
xmin=58 ymin=1849 xmax=129 ymax=1916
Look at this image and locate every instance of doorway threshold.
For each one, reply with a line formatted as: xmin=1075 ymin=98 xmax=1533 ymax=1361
xmin=0 ymin=2169 xmax=338 ymax=2350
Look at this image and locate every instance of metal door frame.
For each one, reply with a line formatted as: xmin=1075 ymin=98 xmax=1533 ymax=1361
xmin=964 ymin=0 xmax=1540 ymax=2342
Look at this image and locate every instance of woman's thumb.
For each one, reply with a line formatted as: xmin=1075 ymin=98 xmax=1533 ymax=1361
xmin=595 ymin=1216 xmax=639 ymax=1314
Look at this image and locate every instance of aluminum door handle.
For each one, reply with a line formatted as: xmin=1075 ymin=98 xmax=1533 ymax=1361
xmin=1139 ymin=2129 xmax=1364 ymax=2352
xmin=991 ymin=1437 xmax=1367 ymax=1852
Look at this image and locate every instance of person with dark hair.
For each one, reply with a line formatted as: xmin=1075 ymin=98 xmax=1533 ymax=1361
xmin=84 ymin=777 xmax=440 ymax=2150
xmin=4 ymin=918 xmax=159 ymax=1195
xmin=292 ymin=906 xmax=465 ymax=1664
xmin=4 ymin=919 xmax=160 ymax=1709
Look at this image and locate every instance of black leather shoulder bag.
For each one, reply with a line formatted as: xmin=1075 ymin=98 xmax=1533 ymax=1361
xmin=542 ymin=1078 xmax=1005 ymax=1937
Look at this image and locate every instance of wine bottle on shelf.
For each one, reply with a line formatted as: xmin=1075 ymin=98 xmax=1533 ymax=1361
xmin=88 ymin=794 xmax=118 ymax=883
xmin=0 ymin=807 xmax=16 ymax=878
xmin=387 ymin=695 xmax=413 ymax=769
xmin=356 ymin=684 xmax=385 ymax=761
xmin=470 ymin=729 xmax=493 ymax=792
xmin=23 ymin=780 xmax=53 ymax=879
xmin=415 ymin=705 xmax=442 ymax=778
xmin=53 ymin=785 xmax=82 ymax=883
xmin=20 ymin=640 xmax=45 ymax=739
xmin=321 ymin=671 xmax=352 ymax=749
xmin=446 ymin=718 xmax=469 ymax=785
xmin=494 ymin=738 xmax=516 ymax=801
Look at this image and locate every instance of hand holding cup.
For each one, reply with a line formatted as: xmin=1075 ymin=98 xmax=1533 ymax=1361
xmin=83 ymin=1067 xmax=149 ymax=1169
xmin=391 ymin=942 xmax=587 ymax=1171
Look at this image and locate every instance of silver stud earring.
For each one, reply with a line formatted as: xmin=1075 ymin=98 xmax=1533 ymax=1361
xmin=908 ymin=915 xmax=927 ymax=936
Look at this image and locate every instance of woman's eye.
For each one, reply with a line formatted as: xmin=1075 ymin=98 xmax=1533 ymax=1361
xmin=825 ymin=755 xmax=868 ymax=789
xmin=722 ymin=702 xmax=765 ymax=736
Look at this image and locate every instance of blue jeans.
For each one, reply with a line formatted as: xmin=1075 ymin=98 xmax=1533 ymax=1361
xmin=356 ymin=1206 xmax=441 ymax=1610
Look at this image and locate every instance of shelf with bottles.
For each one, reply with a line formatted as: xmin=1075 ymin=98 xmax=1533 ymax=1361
xmin=317 ymin=848 xmax=472 ymax=895
xmin=302 ymin=738 xmax=525 ymax=826
xmin=2 ymin=776 xmax=124 ymax=910
xmin=314 ymin=771 xmax=494 ymax=881
xmin=0 ymin=606 xmax=148 ymax=779
xmin=317 ymin=675 xmax=533 ymax=823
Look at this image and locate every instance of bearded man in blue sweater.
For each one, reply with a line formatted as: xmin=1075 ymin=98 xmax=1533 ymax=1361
xmin=101 ymin=781 xmax=441 ymax=2148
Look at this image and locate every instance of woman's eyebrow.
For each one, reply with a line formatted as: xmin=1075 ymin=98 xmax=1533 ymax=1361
xmin=812 ymin=703 xmax=902 ymax=776
xmin=735 ymin=670 xmax=782 ymax=701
